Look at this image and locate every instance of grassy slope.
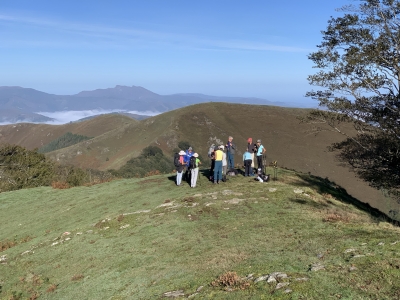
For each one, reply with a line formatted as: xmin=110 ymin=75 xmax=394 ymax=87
xmin=0 ymin=114 xmax=136 ymax=150
xmin=1 ymin=169 xmax=400 ymax=299
xmin=46 ymin=103 xmax=392 ymax=216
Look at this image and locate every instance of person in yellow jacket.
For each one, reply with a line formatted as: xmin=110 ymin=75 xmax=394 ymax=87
xmin=213 ymin=145 xmax=223 ymax=184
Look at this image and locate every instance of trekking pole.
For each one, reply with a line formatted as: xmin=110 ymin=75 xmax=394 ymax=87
xmin=272 ymin=161 xmax=278 ymax=181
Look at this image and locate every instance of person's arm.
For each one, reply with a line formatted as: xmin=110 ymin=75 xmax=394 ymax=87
xmin=262 ymin=146 xmax=266 ymax=154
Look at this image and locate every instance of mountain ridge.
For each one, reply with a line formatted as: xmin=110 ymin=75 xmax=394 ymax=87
xmin=0 ymin=85 xmax=307 ymax=124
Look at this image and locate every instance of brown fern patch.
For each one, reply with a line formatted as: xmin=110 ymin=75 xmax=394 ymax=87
xmin=323 ymin=212 xmax=350 ymax=223
xmin=51 ymin=181 xmax=70 ymax=189
xmin=211 ymin=271 xmax=251 ymax=291
xmin=46 ymin=284 xmax=57 ymax=293
xmin=71 ymin=274 xmax=84 ymax=281
xmin=0 ymin=236 xmax=32 ymax=252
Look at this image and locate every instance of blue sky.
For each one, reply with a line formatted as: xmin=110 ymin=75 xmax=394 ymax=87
xmin=0 ymin=0 xmax=352 ymax=106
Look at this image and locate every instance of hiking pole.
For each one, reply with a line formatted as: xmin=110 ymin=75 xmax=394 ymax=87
xmin=272 ymin=161 xmax=278 ymax=181
xmin=262 ymin=153 xmax=267 ymax=175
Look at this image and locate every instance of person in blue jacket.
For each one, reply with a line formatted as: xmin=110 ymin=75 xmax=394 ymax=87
xmin=243 ymin=149 xmax=253 ymax=176
xmin=184 ymin=146 xmax=194 ymax=181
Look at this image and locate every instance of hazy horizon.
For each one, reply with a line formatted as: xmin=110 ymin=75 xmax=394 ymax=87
xmin=0 ymin=0 xmax=352 ymax=106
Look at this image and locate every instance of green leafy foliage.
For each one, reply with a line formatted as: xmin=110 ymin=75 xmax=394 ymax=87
xmin=178 ymin=141 xmax=191 ymax=151
xmin=38 ymin=132 xmax=92 ymax=153
xmin=305 ymin=0 xmax=400 ymax=200
xmin=0 ymin=144 xmax=114 ymax=192
xmin=0 ymin=144 xmax=54 ymax=192
xmin=110 ymin=145 xmax=174 ymax=178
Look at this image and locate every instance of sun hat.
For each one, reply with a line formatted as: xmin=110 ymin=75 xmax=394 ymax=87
xmin=188 ymin=147 xmax=193 ymax=150
xmin=257 ymin=139 xmax=261 ymax=143
xmin=193 ymin=153 xmax=199 ymax=158
xmin=179 ymin=150 xmax=186 ymax=155
xmin=219 ymin=145 xmax=224 ymax=150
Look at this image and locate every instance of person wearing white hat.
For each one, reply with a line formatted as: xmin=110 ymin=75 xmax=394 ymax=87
xmin=190 ymin=153 xmax=201 ymax=188
xmin=256 ymin=139 xmax=266 ymax=174
xmin=219 ymin=145 xmax=227 ymax=181
xmin=176 ymin=150 xmax=186 ymax=186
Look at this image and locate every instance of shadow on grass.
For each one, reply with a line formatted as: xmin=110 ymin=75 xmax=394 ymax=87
xmin=166 ymin=168 xmax=214 ymax=186
xmin=289 ymin=197 xmax=329 ymax=209
xmin=295 ymin=172 xmax=400 ymax=225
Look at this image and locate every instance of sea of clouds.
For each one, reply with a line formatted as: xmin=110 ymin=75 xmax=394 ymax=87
xmin=0 ymin=109 xmax=160 ymax=126
xmin=38 ymin=109 xmax=160 ymax=125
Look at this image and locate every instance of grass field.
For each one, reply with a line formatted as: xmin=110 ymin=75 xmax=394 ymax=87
xmin=1 ymin=167 xmax=400 ymax=299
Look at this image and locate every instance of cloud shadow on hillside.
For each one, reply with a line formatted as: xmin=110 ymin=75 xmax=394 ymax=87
xmin=295 ymin=173 xmax=399 ymax=225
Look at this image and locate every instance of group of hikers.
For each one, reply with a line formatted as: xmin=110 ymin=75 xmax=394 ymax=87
xmin=174 ymin=136 xmax=266 ymax=188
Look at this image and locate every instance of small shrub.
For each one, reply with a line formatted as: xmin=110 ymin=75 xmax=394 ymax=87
xmin=211 ymin=271 xmax=241 ymax=287
xmin=211 ymin=271 xmax=250 ymax=290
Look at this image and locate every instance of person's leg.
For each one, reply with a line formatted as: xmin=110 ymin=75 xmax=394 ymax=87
xmin=217 ymin=161 xmax=222 ymax=182
xmin=245 ymin=160 xmax=250 ymax=176
xmin=193 ymin=168 xmax=198 ymax=187
xmin=251 ymin=153 xmax=255 ymax=168
xmin=214 ymin=161 xmax=222 ymax=183
xmin=229 ymin=152 xmax=235 ymax=169
xmin=213 ymin=161 xmax=219 ymax=183
xmin=191 ymin=169 xmax=195 ymax=187
xmin=177 ymin=171 xmax=182 ymax=185
xmin=257 ymin=156 xmax=263 ymax=173
xmin=210 ymin=159 xmax=215 ymax=181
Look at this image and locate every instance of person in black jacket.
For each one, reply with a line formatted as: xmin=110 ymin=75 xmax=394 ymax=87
xmin=226 ymin=136 xmax=236 ymax=170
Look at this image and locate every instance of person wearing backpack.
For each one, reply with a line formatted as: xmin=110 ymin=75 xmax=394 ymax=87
xmin=256 ymin=139 xmax=266 ymax=174
xmin=213 ymin=145 xmax=223 ymax=184
xmin=190 ymin=153 xmax=201 ymax=188
xmin=183 ymin=146 xmax=194 ymax=181
xmin=175 ymin=150 xmax=186 ymax=186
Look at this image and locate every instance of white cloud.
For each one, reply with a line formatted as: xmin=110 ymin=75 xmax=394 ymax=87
xmin=0 ymin=13 xmax=311 ymax=52
xmin=36 ymin=109 xmax=160 ymax=125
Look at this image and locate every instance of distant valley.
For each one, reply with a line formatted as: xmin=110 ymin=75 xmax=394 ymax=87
xmin=0 ymin=85 xmax=311 ymax=124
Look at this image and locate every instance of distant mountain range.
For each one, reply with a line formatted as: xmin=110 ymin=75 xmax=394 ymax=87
xmin=0 ymin=85 xmax=308 ymax=124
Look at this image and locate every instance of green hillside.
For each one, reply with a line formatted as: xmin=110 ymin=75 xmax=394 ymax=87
xmin=38 ymin=132 xmax=93 ymax=153
xmin=45 ymin=102 xmax=393 ymax=219
xmin=1 ymin=168 xmax=399 ymax=299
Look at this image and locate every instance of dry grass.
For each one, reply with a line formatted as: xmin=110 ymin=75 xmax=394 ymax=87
xmin=71 ymin=274 xmax=84 ymax=281
xmin=323 ymin=212 xmax=350 ymax=223
xmin=51 ymin=181 xmax=70 ymax=189
xmin=0 ymin=236 xmax=32 ymax=252
xmin=46 ymin=284 xmax=57 ymax=293
xmin=144 ymin=170 xmax=161 ymax=177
